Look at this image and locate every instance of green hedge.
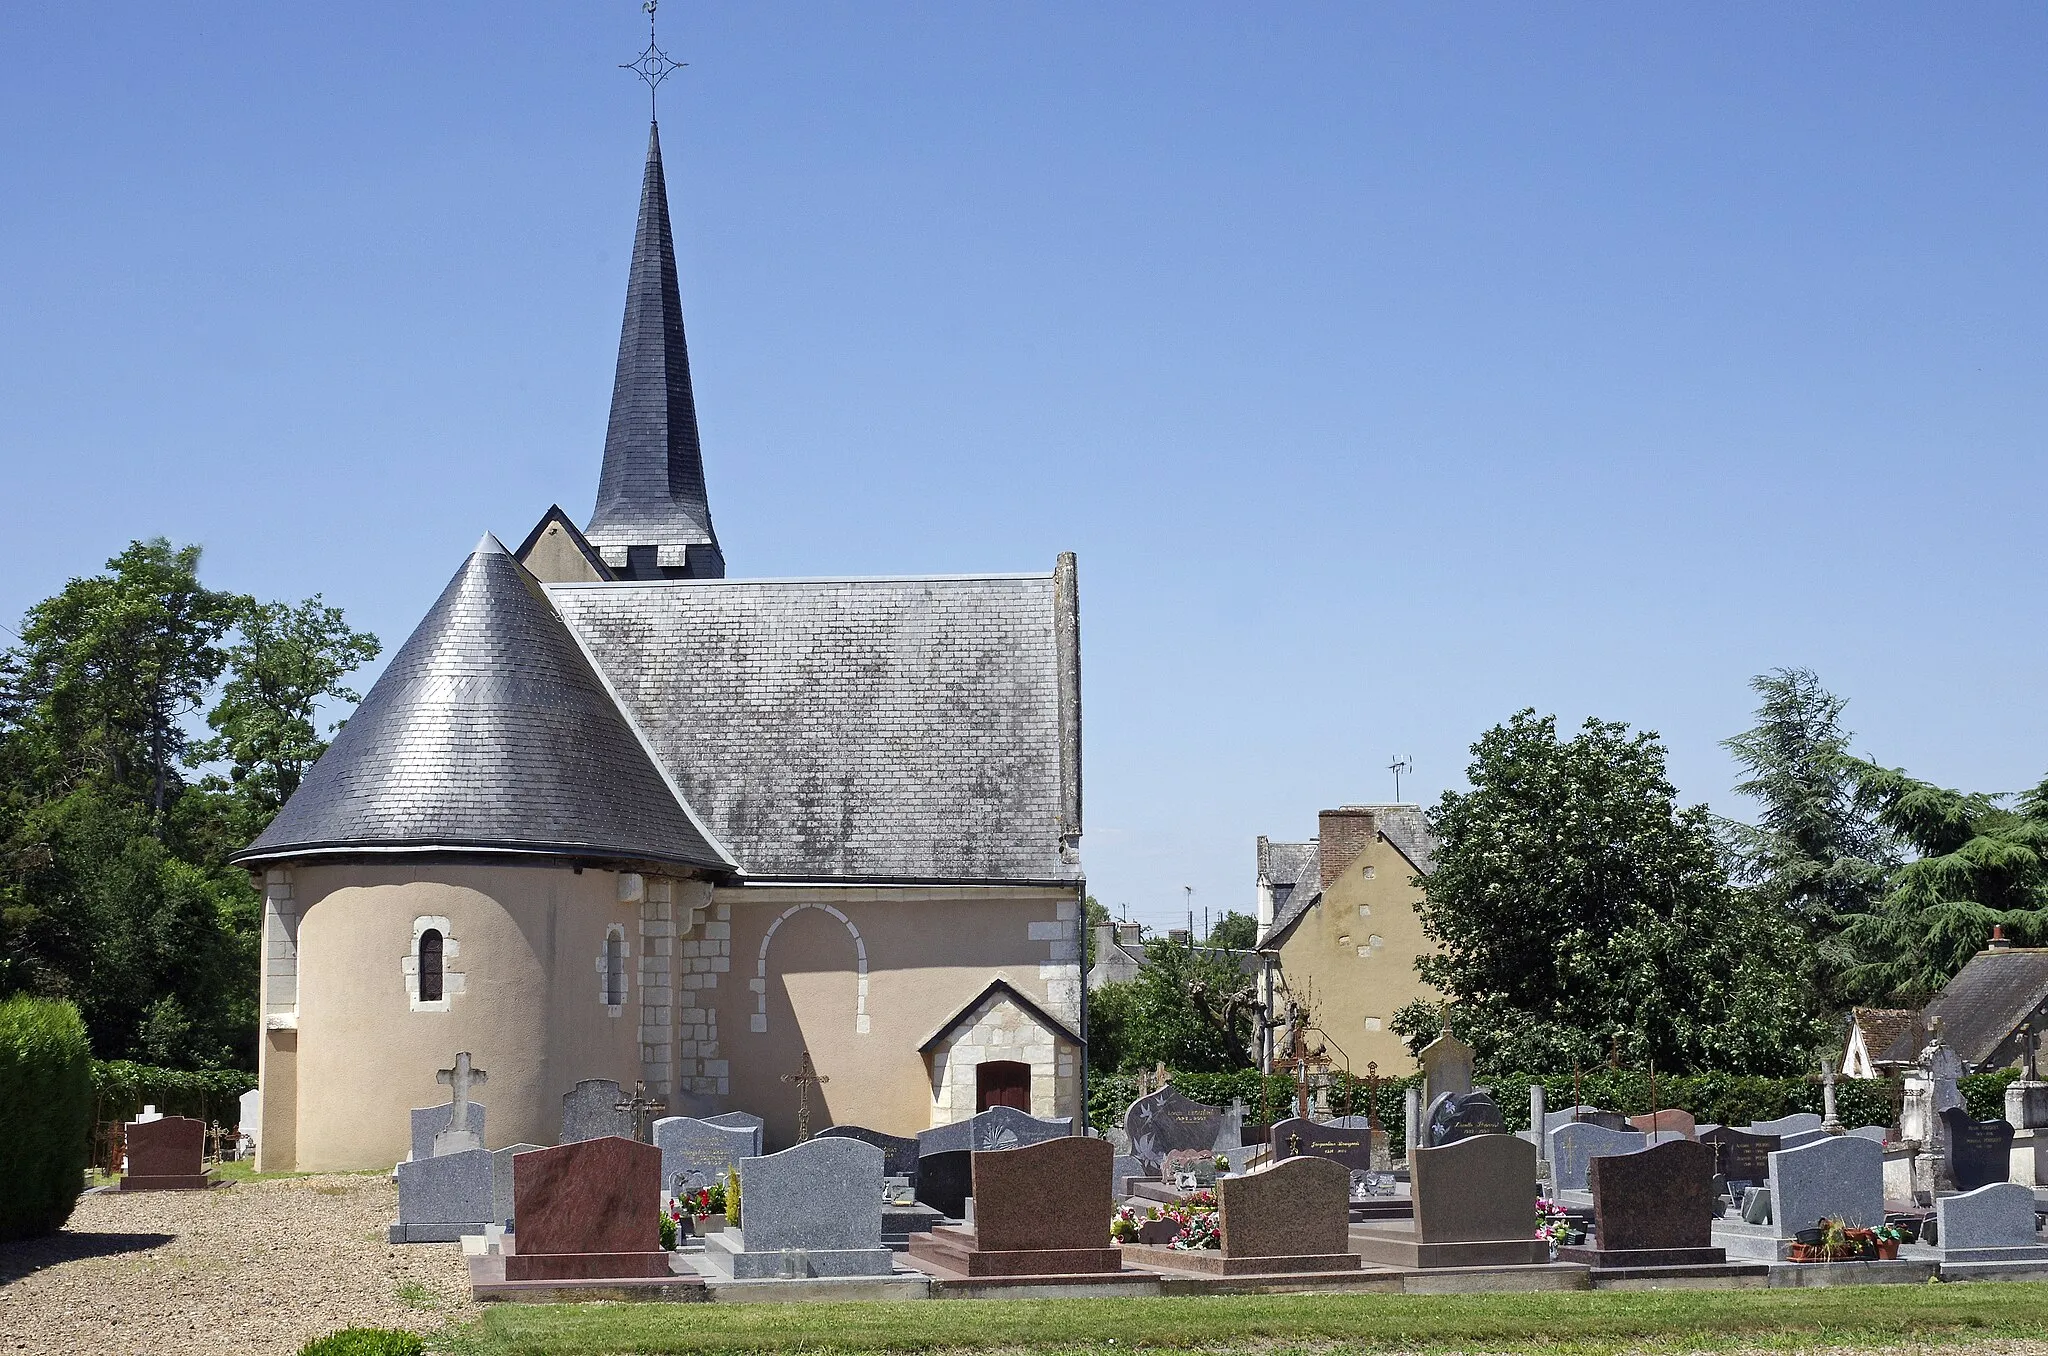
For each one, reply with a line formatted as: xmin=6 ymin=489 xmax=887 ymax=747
xmin=1093 ymin=1065 xmax=2023 ymax=1156
xmin=92 ymin=1060 xmax=256 ymax=1125
xmin=1 ymin=995 xmax=95 ymax=1241
xmin=297 ymin=1330 xmax=423 ymax=1356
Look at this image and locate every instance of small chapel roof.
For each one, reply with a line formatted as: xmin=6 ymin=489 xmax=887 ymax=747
xmin=1878 ymin=946 xmax=2048 ymax=1072
xmin=236 ymin=535 xmax=730 ymax=872
xmin=546 ymin=564 xmax=1083 ymax=884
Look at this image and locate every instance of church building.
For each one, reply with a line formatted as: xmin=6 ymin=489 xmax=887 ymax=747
xmin=237 ymin=122 xmax=1085 ymax=1172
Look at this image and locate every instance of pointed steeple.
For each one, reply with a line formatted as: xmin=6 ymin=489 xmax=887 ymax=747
xmin=585 ymin=122 xmax=725 ymax=580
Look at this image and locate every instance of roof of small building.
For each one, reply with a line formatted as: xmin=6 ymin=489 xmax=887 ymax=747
xmin=235 ymin=536 xmax=729 ymax=871
xmin=1884 ymin=948 xmax=2048 ymax=1070
xmin=1849 ymin=1007 xmax=1920 ymax=1065
xmin=546 ymin=570 xmax=1081 ymax=884
xmin=918 ymin=978 xmax=1083 ymax=1053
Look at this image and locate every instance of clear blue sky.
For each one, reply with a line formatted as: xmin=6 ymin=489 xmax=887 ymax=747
xmin=3 ymin=4 xmax=2044 ymax=934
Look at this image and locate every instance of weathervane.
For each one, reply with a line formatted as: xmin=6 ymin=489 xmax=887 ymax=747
xmin=620 ymin=0 xmax=686 ymax=120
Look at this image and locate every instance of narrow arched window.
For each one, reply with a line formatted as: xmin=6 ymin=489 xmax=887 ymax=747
xmin=419 ymin=929 xmax=444 ymax=1003
xmin=605 ymin=931 xmax=626 ymax=1006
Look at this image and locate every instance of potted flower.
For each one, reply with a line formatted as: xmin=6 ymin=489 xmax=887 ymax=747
xmin=1535 ymin=1198 xmax=1572 ymax=1259
xmin=1874 ymin=1223 xmax=1905 ymax=1260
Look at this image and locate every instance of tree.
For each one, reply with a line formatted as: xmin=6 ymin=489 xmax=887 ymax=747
xmin=1206 ymin=910 xmax=1258 ymax=951
xmin=1088 ymin=938 xmax=1259 ymax=1075
xmin=1393 ymin=710 xmax=1824 ymax=1076
xmin=1835 ymin=763 xmax=2048 ymax=1003
xmin=1721 ymin=668 xmax=1894 ymax=999
xmin=196 ymin=595 xmax=380 ymax=825
xmin=1081 ymin=895 xmax=1112 ymax=970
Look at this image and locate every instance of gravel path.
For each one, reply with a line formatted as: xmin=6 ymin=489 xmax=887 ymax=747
xmin=0 ymin=1173 xmax=474 ymax=1356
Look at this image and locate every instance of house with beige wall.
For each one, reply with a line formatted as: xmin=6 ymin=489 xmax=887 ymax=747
xmin=1255 ymin=805 xmax=1436 ymax=1077
xmin=235 ymin=121 xmax=1085 ymax=1172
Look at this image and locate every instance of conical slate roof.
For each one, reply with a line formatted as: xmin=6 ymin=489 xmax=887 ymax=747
xmin=586 ymin=121 xmax=724 ymax=577
xmin=237 ymin=535 xmax=729 ymax=870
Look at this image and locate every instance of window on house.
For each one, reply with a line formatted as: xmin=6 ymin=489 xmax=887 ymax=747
xmin=605 ymin=930 xmax=626 ymax=1007
xmin=419 ymin=929 xmax=445 ymax=1003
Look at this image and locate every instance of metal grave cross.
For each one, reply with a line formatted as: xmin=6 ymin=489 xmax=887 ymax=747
xmin=781 ymin=1049 xmax=830 ymax=1141
xmin=436 ymin=1052 xmax=487 ymax=1136
xmin=613 ymin=1081 xmax=668 ymax=1143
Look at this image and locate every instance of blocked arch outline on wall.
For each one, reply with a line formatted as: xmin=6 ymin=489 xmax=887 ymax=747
xmin=752 ymin=901 xmax=869 ymax=1035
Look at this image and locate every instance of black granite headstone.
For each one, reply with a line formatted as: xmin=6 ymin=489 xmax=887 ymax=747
xmin=915 ymin=1148 xmax=973 ymax=1219
xmin=817 ymin=1124 xmax=920 ymax=1181
xmin=1268 ymin=1116 xmax=1374 ymax=1171
xmin=1700 ymin=1126 xmax=1779 ymax=1183
xmin=1424 ymin=1089 xmax=1507 ymax=1147
xmin=1941 ymin=1106 xmax=2016 ymax=1192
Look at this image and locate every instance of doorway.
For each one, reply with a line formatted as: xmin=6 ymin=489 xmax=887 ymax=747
xmin=976 ymin=1060 xmax=1031 ymax=1113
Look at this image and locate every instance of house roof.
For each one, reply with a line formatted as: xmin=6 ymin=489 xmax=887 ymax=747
xmin=546 ymin=567 xmax=1082 ymax=884
xmin=235 ymin=535 xmax=730 ymax=872
xmin=584 ymin=122 xmax=723 ymax=574
xmin=1255 ymin=807 xmax=1436 ymax=948
xmin=918 ymin=978 xmax=1083 ymax=1053
xmin=1889 ymin=949 xmax=2048 ymax=1070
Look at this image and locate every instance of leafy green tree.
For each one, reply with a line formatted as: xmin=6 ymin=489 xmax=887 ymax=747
xmin=1084 ymin=976 xmax=1136 ymax=1077
xmin=1086 ymin=938 xmax=1258 ymax=1075
xmin=1081 ymin=895 xmax=1112 ymax=970
xmin=1836 ymin=764 xmax=2048 ymax=1002
xmin=196 ymin=595 xmax=380 ymax=826
xmin=1721 ymin=668 xmax=1894 ymax=999
xmin=1206 ymin=910 xmax=1258 ymax=950
xmin=1393 ymin=710 xmax=1825 ymax=1075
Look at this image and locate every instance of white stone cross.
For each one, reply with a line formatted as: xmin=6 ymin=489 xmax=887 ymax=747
xmin=437 ymin=1052 xmax=487 ymax=1136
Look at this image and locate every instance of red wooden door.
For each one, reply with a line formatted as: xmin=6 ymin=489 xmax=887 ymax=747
xmin=976 ymin=1060 xmax=1031 ymax=1112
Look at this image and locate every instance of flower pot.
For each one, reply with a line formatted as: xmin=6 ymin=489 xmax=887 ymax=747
xmin=1877 ymin=1240 xmax=1899 ymax=1260
xmin=1794 ymin=1227 xmax=1826 ymax=1246
xmin=696 ymin=1217 xmax=724 ymax=1234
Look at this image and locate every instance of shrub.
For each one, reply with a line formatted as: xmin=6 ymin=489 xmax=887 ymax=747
xmin=0 ymin=995 xmax=94 ymax=1241
xmin=297 ymin=1329 xmax=423 ymax=1356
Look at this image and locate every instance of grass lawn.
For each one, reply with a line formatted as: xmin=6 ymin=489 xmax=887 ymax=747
xmin=438 ymin=1282 xmax=2048 ymax=1356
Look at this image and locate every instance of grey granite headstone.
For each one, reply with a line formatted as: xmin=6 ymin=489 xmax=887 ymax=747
xmin=560 ymin=1078 xmax=630 ymax=1143
xmin=1778 ymin=1129 xmax=1830 ymax=1151
xmin=654 ymin=1115 xmax=756 ymax=1197
xmin=1740 ymin=1185 xmax=1772 ymax=1225
xmin=703 ymin=1136 xmax=894 ymax=1278
xmin=410 ymin=1103 xmax=487 ymax=1162
xmin=1769 ymin=1133 xmax=1882 ymax=1239
xmin=918 ymin=1106 xmax=1071 ymax=1157
xmin=1112 ymin=1153 xmax=1147 ymax=1197
xmin=705 ymin=1110 xmax=766 ymax=1154
xmin=1934 ymin=1182 xmax=2048 ymax=1261
xmin=1550 ymin=1122 xmax=1646 ymax=1192
xmin=490 ymin=1143 xmax=542 ymax=1227
xmin=1846 ymin=1125 xmax=1889 ymax=1143
xmin=390 ymin=1146 xmax=492 ymax=1242
xmin=1745 ymin=1112 xmax=1824 ymax=1139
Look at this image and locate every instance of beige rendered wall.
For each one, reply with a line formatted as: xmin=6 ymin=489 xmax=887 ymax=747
xmin=286 ymin=860 xmax=647 ymax=1170
xmin=1276 ymin=836 xmax=1435 ymax=1076
xmin=706 ymin=886 xmax=1082 ymax=1150
xmin=519 ymin=520 xmax=607 ymax=584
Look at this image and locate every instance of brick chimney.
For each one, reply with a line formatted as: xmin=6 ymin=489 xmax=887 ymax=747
xmin=1319 ymin=807 xmax=1379 ymax=888
xmin=1990 ymin=925 xmax=2013 ymax=953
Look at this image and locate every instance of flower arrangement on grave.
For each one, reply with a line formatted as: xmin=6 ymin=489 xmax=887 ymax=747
xmin=659 ymin=1208 xmax=679 ymax=1251
xmin=1534 ymin=1197 xmax=1572 ymax=1247
xmin=1213 ymin=1153 xmax=1230 ymax=1174
xmin=1789 ymin=1217 xmax=1878 ymax=1263
xmin=1110 ymin=1203 xmax=1139 ymax=1241
xmin=724 ymin=1166 xmax=741 ymax=1227
xmin=1162 ymin=1190 xmax=1221 ymax=1251
xmin=686 ymin=1182 xmax=727 ymax=1219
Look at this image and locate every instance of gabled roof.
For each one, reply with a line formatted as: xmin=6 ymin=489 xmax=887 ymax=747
xmin=546 ymin=567 xmax=1082 ymax=883
xmin=1257 ymin=839 xmax=1321 ymax=948
xmin=1889 ymin=949 xmax=2048 ymax=1070
xmin=585 ymin=122 xmax=724 ymax=578
xmin=1849 ymin=1007 xmax=1920 ymax=1067
xmin=236 ymin=535 xmax=730 ymax=872
xmin=515 ymin=505 xmax=614 ymax=583
xmin=917 ymin=978 xmax=1083 ymax=1053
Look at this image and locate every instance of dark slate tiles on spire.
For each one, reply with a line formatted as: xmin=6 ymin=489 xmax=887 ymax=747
xmin=236 ymin=535 xmax=729 ymax=871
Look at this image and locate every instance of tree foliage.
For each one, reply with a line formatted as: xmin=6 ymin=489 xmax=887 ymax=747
xmin=1206 ymin=910 xmax=1258 ymax=951
xmin=1086 ymin=938 xmax=1258 ymax=1076
xmin=1393 ymin=710 xmax=1825 ymax=1076
xmin=0 ymin=541 xmax=376 ymax=1069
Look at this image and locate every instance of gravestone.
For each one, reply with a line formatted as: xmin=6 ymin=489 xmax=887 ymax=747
xmin=505 ymin=1136 xmax=669 ymax=1280
xmin=1940 ymin=1107 xmax=2016 ymax=1192
xmin=907 ymin=1136 xmax=1123 ymax=1276
xmin=817 ymin=1124 xmax=920 ymax=1179
xmin=119 ymin=1115 xmax=211 ymax=1191
xmin=704 ymin=1137 xmax=895 ymax=1278
xmin=1769 ymin=1133 xmax=1883 ymax=1239
xmin=917 ymin=1107 xmax=1072 ymax=1157
xmin=1561 ymin=1139 xmax=1725 ymax=1268
xmin=1161 ymin=1147 xmax=1219 ymax=1186
xmin=390 ymin=1146 xmax=493 ymax=1242
xmin=1933 ymin=1182 xmax=2048 ymax=1262
xmin=1417 ymin=1025 xmax=1475 ymax=1108
xmin=1745 ymin=1112 xmax=1824 ymax=1139
xmin=491 ymin=1143 xmax=543 ymax=1228
xmin=1627 ymin=1110 xmax=1697 ymax=1140
xmin=653 ymin=1115 xmax=756 ymax=1197
xmin=1549 ymin=1122 xmax=1646 ymax=1192
xmin=1778 ymin=1129 xmax=1830 ymax=1151
xmin=1122 ymin=1086 xmax=1232 ymax=1171
xmin=1700 ymin=1127 xmax=1778 ymax=1184
xmin=1350 ymin=1131 xmax=1547 ymax=1268
xmin=1424 ymin=1090 xmax=1506 ymax=1147
xmin=560 ymin=1079 xmax=630 ymax=1143
xmin=410 ymin=1103 xmax=489 ymax=1163
xmin=1846 ymin=1125 xmax=1889 ymax=1143
xmin=1740 ymin=1185 xmax=1771 ymax=1225
xmin=428 ymin=1051 xmax=488 ymax=1156
xmin=705 ymin=1110 xmax=766 ymax=1154
xmin=238 ymin=1089 xmax=261 ymax=1158
xmin=916 ymin=1149 xmax=973 ymax=1219
xmin=1123 ymin=1155 xmax=1360 ymax=1275
xmin=1268 ymin=1117 xmax=1373 ymax=1172
xmin=1112 ymin=1153 xmax=1147 ymax=1198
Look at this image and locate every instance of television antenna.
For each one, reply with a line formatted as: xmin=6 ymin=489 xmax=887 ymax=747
xmin=1389 ymin=756 xmax=1414 ymax=802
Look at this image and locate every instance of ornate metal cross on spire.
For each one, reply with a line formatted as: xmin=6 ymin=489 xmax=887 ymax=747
xmin=621 ymin=0 xmax=686 ymax=121
xmin=781 ymin=1049 xmax=830 ymax=1142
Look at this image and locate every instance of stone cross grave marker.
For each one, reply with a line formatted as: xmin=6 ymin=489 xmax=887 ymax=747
xmin=431 ymin=1052 xmax=487 ymax=1156
xmin=1549 ymin=1122 xmax=1646 ymax=1192
xmin=1940 ymin=1106 xmax=2016 ymax=1192
xmin=1769 ymin=1133 xmax=1883 ymax=1240
xmin=560 ymin=1078 xmax=631 ymax=1143
xmin=781 ymin=1049 xmax=830 ymax=1141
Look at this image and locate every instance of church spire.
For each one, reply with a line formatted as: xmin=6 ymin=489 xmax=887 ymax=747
xmin=585 ymin=118 xmax=725 ymax=579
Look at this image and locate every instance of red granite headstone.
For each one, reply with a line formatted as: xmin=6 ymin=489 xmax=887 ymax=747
xmin=906 ymin=1136 xmax=1125 ymax=1278
xmin=505 ymin=1136 xmax=670 ymax=1281
xmin=120 ymin=1115 xmax=213 ymax=1191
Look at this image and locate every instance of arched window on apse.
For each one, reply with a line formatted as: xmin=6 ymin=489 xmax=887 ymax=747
xmin=418 ymin=929 xmax=444 ymax=1004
